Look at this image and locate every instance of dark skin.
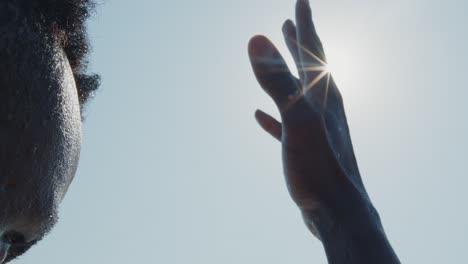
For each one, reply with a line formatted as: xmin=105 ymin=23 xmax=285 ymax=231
xmin=0 ymin=4 xmax=82 ymax=263
xmin=0 ymin=0 xmax=400 ymax=263
xmin=249 ymin=0 xmax=401 ymax=263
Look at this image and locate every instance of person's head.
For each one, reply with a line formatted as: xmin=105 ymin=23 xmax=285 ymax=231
xmin=0 ymin=0 xmax=99 ymax=262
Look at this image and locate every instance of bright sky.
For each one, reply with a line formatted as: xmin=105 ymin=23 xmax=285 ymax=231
xmin=18 ymin=0 xmax=468 ymax=263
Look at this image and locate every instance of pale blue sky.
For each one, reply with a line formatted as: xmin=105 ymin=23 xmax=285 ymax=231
xmin=17 ymin=0 xmax=468 ymax=263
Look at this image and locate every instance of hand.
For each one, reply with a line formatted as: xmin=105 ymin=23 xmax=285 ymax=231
xmin=249 ymin=3 xmax=401 ymax=262
xmin=249 ymin=0 xmax=370 ymax=227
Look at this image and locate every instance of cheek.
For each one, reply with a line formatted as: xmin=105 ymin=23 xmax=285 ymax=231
xmin=0 ymin=51 xmax=82 ymax=203
xmin=52 ymin=95 xmax=82 ymax=201
xmin=0 ymin=98 xmax=81 ymax=224
xmin=46 ymin=53 xmax=83 ymax=200
xmin=0 ymin=97 xmax=81 ymax=206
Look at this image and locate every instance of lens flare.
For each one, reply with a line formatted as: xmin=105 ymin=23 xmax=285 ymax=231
xmin=294 ymin=44 xmax=332 ymax=109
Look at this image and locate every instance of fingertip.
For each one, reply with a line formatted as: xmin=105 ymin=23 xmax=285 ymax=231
xmin=297 ymin=0 xmax=310 ymax=8
xmin=254 ymin=109 xmax=282 ymax=141
xmin=255 ymin=109 xmax=278 ymax=126
xmin=248 ymin=35 xmax=272 ymax=57
xmin=282 ymin=19 xmax=295 ymax=33
xmin=255 ymin=109 xmax=275 ymax=129
xmin=249 ymin=35 xmax=268 ymax=46
xmin=248 ymin=36 xmax=262 ymax=56
xmin=254 ymin=109 xmax=266 ymax=123
xmin=296 ymin=0 xmax=312 ymax=17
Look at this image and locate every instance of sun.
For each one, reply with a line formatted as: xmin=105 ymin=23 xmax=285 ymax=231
xmin=324 ymin=61 xmax=335 ymax=75
xmin=321 ymin=41 xmax=362 ymax=89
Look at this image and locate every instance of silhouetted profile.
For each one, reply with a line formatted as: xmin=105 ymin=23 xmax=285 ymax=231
xmin=0 ymin=0 xmax=98 ymax=262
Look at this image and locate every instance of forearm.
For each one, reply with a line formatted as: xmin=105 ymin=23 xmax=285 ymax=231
xmin=302 ymin=183 xmax=401 ymax=264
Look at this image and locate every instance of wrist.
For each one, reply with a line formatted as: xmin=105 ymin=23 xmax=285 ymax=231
xmin=301 ymin=195 xmax=384 ymax=243
xmin=301 ymin=176 xmax=383 ymax=236
xmin=300 ymin=180 xmax=400 ymax=264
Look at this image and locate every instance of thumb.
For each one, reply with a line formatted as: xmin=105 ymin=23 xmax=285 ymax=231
xmin=255 ymin=109 xmax=282 ymax=141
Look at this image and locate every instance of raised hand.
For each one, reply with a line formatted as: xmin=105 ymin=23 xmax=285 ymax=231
xmin=249 ymin=2 xmax=401 ymax=263
xmin=249 ymin=0 xmax=368 ymax=219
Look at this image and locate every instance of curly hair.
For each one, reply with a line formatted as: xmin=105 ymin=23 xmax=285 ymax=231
xmin=19 ymin=0 xmax=100 ymax=109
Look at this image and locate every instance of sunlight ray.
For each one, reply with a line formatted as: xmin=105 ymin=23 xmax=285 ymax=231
xmin=302 ymin=66 xmax=328 ymax=73
xmin=323 ymin=72 xmax=331 ymax=111
xmin=298 ymin=43 xmax=327 ymax=66
xmin=305 ymin=70 xmax=328 ymax=92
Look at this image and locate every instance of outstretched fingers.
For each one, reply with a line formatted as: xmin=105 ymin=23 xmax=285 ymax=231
xmin=248 ymin=35 xmax=301 ymax=111
xmin=255 ymin=109 xmax=282 ymax=141
xmin=295 ymin=0 xmax=327 ymax=86
xmin=282 ymin=19 xmax=304 ymax=82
